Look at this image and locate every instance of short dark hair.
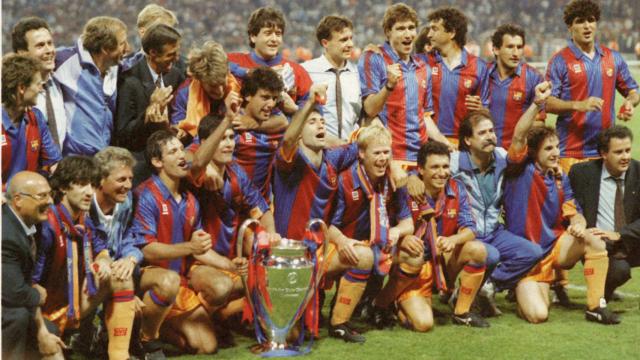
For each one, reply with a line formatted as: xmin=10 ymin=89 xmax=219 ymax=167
xmin=563 ymin=0 xmax=601 ymax=26
xmin=1 ymin=54 xmax=42 ymax=109
xmin=458 ymin=109 xmax=494 ymax=152
xmin=316 ymin=15 xmax=353 ymax=43
xmin=247 ymin=7 xmax=286 ymax=48
xmin=141 ymin=23 xmax=181 ymax=55
xmin=49 ymin=156 xmax=101 ymax=203
xmin=526 ymin=126 xmax=557 ymax=160
xmin=414 ymin=26 xmax=431 ymax=54
xmin=417 ymin=141 xmax=451 ymax=168
xmin=597 ymin=126 xmax=633 ymax=154
xmin=11 ymin=16 xmax=51 ymax=53
xmin=240 ymin=66 xmax=284 ymax=98
xmin=146 ymin=130 xmax=178 ymax=170
xmin=427 ymin=7 xmax=468 ymax=48
xmin=198 ymin=113 xmax=227 ymax=140
xmin=491 ymin=24 xmax=525 ymax=49
xmin=382 ymin=3 xmax=419 ymax=34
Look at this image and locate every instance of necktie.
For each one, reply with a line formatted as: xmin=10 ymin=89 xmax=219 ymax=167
xmin=613 ymin=177 xmax=626 ymax=232
xmin=44 ymin=82 xmax=60 ymax=148
xmin=329 ymin=68 xmax=344 ymax=138
xmin=27 ymin=234 xmax=36 ymax=260
xmin=155 ymin=73 xmax=163 ymax=88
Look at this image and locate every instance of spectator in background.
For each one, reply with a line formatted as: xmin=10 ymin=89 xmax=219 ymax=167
xmin=12 ymin=16 xmax=67 ymax=151
xmin=1 ymin=54 xmax=61 ymax=187
xmin=55 ymin=16 xmax=129 ymax=156
xmin=302 ymin=15 xmax=361 ymax=144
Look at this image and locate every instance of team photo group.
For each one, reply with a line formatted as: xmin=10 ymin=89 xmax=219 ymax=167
xmin=2 ymin=0 xmax=639 ymax=359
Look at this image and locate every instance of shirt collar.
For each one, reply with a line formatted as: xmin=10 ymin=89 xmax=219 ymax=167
xmin=77 ymin=38 xmax=118 ymax=76
xmin=382 ymin=42 xmax=418 ymax=68
xmin=601 ymin=163 xmax=626 ymax=182
xmin=432 ymin=48 xmax=469 ymax=67
xmin=249 ymin=51 xmax=283 ymax=67
xmin=8 ymin=205 xmax=37 ymax=236
xmin=316 ymin=54 xmax=354 ymax=72
xmin=151 ymin=174 xmax=180 ymax=201
xmin=567 ymin=39 xmax=604 ymax=59
xmin=146 ymin=59 xmax=161 ymax=83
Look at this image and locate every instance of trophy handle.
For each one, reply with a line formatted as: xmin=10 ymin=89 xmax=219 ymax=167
xmin=305 ymin=219 xmax=329 ymax=287
xmin=236 ymin=219 xmax=262 ymax=318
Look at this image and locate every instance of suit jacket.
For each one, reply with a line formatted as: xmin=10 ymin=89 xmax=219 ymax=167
xmin=569 ymin=158 xmax=640 ymax=254
xmin=1 ymin=204 xmax=40 ymax=308
xmin=115 ymin=57 xmax=185 ymax=153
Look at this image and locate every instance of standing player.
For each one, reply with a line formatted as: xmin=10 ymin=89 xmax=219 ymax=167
xmin=504 ymin=88 xmax=618 ymax=325
xmin=546 ymin=0 xmax=639 ymax=173
xmin=33 ymin=156 xmax=136 ymax=360
xmin=488 ymin=24 xmax=545 ymax=148
xmin=374 ymin=141 xmax=489 ymax=330
xmin=326 ymin=125 xmax=414 ymax=343
xmin=359 ymin=3 xmax=446 ymax=167
xmin=423 ymin=7 xmax=490 ymax=143
xmin=2 ymin=54 xmax=61 ymax=187
xmin=273 ymin=83 xmax=359 ymax=240
xmin=234 ymin=67 xmax=288 ymax=201
xmin=302 ymin=15 xmax=361 ymax=144
xmin=228 ymin=7 xmax=312 ymax=116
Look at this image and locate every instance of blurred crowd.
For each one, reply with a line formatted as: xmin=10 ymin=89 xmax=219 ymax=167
xmin=3 ymin=0 xmax=639 ymax=62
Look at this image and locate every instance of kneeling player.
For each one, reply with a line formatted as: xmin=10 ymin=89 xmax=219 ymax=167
xmin=33 ymin=156 xmax=135 ymax=360
xmin=326 ymin=125 xmax=414 ymax=342
xmin=504 ymin=122 xmax=618 ymax=325
xmin=374 ymin=141 xmax=489 ymax=330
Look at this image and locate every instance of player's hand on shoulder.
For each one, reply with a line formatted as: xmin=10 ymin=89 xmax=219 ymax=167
xmin=190 ymin=229 xmax=212 ymax=255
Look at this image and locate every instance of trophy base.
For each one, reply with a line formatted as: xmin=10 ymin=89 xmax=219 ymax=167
xmin=250 ymin=343 xmax=311 ymax=357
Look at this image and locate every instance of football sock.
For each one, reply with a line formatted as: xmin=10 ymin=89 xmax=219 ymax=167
xmin=141 ymin=289 xmax=174 ymax=342
xmin=584 ymin=251 xmax=609 ymax=310
xmin=331 ymin=268 xmax=370 ymax=326
xmin=455 ymin=263 xmax=486 ymax=315
xmin=106 ymin=290 xmax=135 ymax=360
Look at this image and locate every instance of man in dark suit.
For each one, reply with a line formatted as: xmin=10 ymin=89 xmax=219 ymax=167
xmin=115 ymin=23 xmax=185 ymax=186
xmin=569 ymin=126 xmax=640 ymax=301
xmin=2 ymin=171 xmax=64 ymax=359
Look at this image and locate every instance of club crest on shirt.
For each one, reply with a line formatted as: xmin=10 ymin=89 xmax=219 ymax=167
xmin=572 ymin=64 xmax=582 ymax=73
xmin=244 ymin=132 xmax=253 ymax=143
xmin=513 ymin=91 xmax=523 ymax=101
xmin=447 ymin=208 xmax=457 ymax=218
xmin=464 ymin=79 xmax=472 ymax=89
xmin=606 ymin=68 xmax=613 ymax=77
xmin=351 ymin=190 xmax=359 ymax=201
xmin=161 ymin=203 xmax=169 ymax=215
xmin=30 ymin=139 xmax=40 ymax=152
xmin=410 ymin=200 xmax=419 ymax=211
xmin=329 ymin=175 xmax=337 ymax=187
xmin=432 ymin=67 xmax=439 ymax=76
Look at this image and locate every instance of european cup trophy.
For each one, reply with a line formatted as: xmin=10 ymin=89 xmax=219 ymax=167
xmin=237 ymin=219 xmax=328 ymax=357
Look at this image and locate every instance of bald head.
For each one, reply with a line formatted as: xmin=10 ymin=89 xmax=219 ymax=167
xmin=7 ymin=171 xmax=52 ymax=226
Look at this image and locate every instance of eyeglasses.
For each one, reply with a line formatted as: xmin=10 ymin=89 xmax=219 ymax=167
xmin=19 ymin=191 xmax=53 ymax=201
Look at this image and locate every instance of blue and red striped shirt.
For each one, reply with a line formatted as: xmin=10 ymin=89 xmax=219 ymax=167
xmin=228 ymin=51 xmax=311 ymax=107
xmin=2 ymin=107 xmax=62 ymax=186
xmin=488 ymin=62 xmax=544 ymax=148
xmin=273 ymin=143 xmax=358 ymax=240
xmin=421 ymin=49 xmax=490 ymax=137
xmin=503 ymin=145 xmax=581 ymax=253
xmin=546 ymin=40 xmax=639 ymax=158
xmin=190 ymin=162 xmax=269 ymax=258
xmin=331 ymin=163 xmax=412 ymax=241
xmin=359 ymin=42 xmax=433 ymax=162
xmin=128 ymin=175 xmax=201 ymax=277
xmin=233 ymin=130 xmax=283 ymax=202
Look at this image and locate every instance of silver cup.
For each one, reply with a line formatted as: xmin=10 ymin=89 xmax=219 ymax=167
xmin=237 ymin=219 xmax=327 ymax=356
